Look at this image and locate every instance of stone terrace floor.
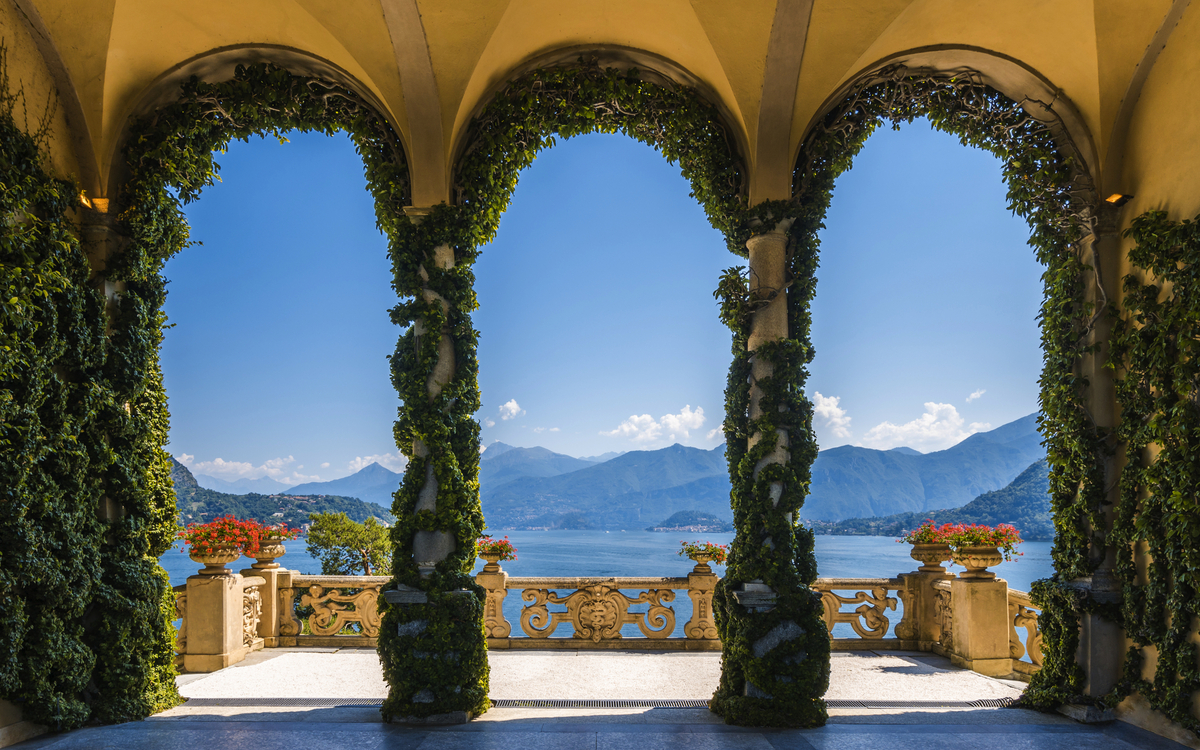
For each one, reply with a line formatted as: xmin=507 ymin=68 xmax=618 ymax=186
xmin=12 ymin=649 xmax=1191 ymax=749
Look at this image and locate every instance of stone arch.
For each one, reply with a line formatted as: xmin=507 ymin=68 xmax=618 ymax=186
xmin=76 ymin=58 xmax=416 ymax=725
xmin=447 ymin=45 xmax=750 ymax=193
xmin=796 ymin=46 xmax=1100 ymax=197
xmin=103 ymin=44 xmax=410 ymax=202
xmin=785 ymin=55 xmax=1115 ymax=712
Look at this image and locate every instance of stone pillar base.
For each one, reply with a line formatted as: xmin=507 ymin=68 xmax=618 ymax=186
xmin=949 ymin=577 xmax=1011 ymax=677
xmin=391 ymin=711 xmax=474 ymax=725
xmin=0 ymin=700 xmax=46 ymax=750
xmin=182 ymin=638 xmax=263 ymax=674
xmin=949 ymin=655 xmax=1013 ymax=677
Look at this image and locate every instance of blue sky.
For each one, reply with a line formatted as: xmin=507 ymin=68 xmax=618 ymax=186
xmin=162 ymin=121 xmax=1041 ymax=485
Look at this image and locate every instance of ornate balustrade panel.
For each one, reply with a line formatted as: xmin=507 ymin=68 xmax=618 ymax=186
xmin=1007 ymin=587 xmax=1043 ymax=675
xmin=479 ymin=575 xmax=718 ymax=650
xmin=813 ymin=578 xmax=916 ymax=648
xmin=932 ymin=578 xmax=954 ymax=656
xmin=277 ymin=574 xmax=390 ymax=647
xmin=172 ymin=584 xmax=187 ymax=670
xmin=242 ymin=576 xmax=265 ymax=649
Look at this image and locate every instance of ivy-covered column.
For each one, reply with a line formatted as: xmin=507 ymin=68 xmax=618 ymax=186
xmin=1066 ymin=204 xmax=1124 ymax=703
xmin=378 ymin=208 xmax=489 ymax=723
xmin=712 ymin=215 xmax=830 ymax=728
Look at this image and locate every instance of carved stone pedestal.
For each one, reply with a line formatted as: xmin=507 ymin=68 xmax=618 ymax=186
xmin=949 ymin=577 xmax=1011 ymax=676
xmin=183 ymin=573 xmax=264 ymax=673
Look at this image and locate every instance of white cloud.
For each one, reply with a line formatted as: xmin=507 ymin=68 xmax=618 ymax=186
xmin=175 ymin=454 xmax=321 ymax=485
xmin=859 ymin=402 xmax=991 ymax=452
xmin=484 ymin=418 xmax=496 ymax=428
xmin=602 ymin=405 xmax=706 ymax=444
xmin=320 ymin=462 xmax=330 ymax=469
xmin=347 ymin=452 xmax=408 ymax=474
xmin=966 ymin=388 xmax=986 ymax=403
xmin=533 ymin=427 xmax=560 ymax=433
xmin=812 ymin=392 xmax=852 ymax=439
xmin=499 ymin=399 xmax=525 ymax=421
xmin=707 ymin=425 xmax=724 ymax=441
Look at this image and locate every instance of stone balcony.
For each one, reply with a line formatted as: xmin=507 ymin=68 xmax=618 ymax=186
xmin=6 ymin=552 xmax=1191 ymax=750
xmin=7 ymin=647 xmax=1190 ymax=750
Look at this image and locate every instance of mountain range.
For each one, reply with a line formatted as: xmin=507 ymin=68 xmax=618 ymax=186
xmin=175 ymin=412 xmax=1047 ymax=533
xmin=808 ymin=459 xmax=1053 ymax=540
xmin=171 ymin=458 xmax=392 ymax=526
xmin=477 ymin=413 xmax=1044 ymax=529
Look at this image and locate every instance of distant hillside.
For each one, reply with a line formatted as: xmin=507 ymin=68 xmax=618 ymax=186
xmin=647 ymin=510 xmax=733 ymax=533
xmin=286 ymin=462 xmax=402 ymax=507
xmin=194 ymin=473 xmax=292 ymax=494
xmin=482 ymin=444 xmax=728 ymax=529
xmin=478 ymin=413 xmax=1045 ymax=529
xmin=809 ymin=459 xmax=1052 ymax=540
xmin=802 ymin=413 xmax=1044 ymax=520
xmin=479 ymin=444 xmax=595 ymax=486
xmin=170 ymin=459 xmax=393 ymax=526
xmin=578 ymin=450 xmax=627 ymax=463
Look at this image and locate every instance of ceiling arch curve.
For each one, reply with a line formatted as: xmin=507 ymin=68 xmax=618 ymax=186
xmin=796 ymin=46 xmax=1101 ymax=197
xmin=102 ymin=44 xmax=409 ymax=200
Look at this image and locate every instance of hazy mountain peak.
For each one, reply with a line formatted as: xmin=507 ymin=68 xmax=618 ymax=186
xmin=481 ymin=441 xmax=518 ymax=459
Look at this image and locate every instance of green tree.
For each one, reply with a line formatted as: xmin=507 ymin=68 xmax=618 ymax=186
xmin=306 ymin=512 xmax=392 ymax=576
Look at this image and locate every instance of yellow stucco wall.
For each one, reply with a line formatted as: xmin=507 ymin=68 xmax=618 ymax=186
xmin=0 ymin=0 xmax=79 ymax=181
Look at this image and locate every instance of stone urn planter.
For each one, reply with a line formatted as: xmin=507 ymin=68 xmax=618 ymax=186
xmin=686 ymin=551 xmax=718 ymax=574
xmin=478 ymin=551 xmax=504 ymax=573
xmin=953 ymin=546 xmax=1004 ymax=580
xmin=190 ymin=546 xmax=242 ymax=576
xmin=250 ymin=539 xmax=288 ymax=570
xmin=909 ymin=543 xmax=953 ymax=573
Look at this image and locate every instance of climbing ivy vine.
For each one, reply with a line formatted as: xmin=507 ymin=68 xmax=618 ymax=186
xmin=379 ymin=59 xmax=753 ymax=721
xmin=113 ymin=63 xmax=414 ymax=720
xmin=0 ymin=48 xmax=111 ymax=730
xmin=730 ymin=65 xmax=1107 ymax=720
xmin=1106 ymin=210 xmax=1200 ymax=732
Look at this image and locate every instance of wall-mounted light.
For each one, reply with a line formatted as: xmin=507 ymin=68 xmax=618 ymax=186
xmin=1105 ymin=193 xmax=1133 ymax=207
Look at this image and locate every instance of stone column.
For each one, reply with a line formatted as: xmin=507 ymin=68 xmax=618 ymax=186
xmin=80 ymin=200 xmax=127 ymax=525
xmin=740 ymin=222 xmax=793 ymax=603
xmin=1071 ymin=204 xmax=1124 ymax=698
xmin=411 ymin=242 xmax=457 ymax=576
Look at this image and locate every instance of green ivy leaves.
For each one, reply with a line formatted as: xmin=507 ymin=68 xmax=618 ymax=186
xmin=1105 ymin=210 xmax=1200 ymax=732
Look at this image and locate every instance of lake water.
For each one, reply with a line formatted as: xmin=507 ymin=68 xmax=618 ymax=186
xmin=161 ymin=532 xmax=1054 ymax=640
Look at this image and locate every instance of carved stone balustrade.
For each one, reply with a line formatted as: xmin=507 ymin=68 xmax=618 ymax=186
xmin=172 ymin=584 xmax=187 ymax=671
xmin=169 ymin=551 xmax=1042 ymax=683
xmin=813 ymin=578 xmax=917 ymax=648
xmin=1008 ymin=587 xmax=1044 ymax=677
xmin=178 ymin=567 xmax=267 ymax=673
xmin=277 ymin=573 xmax=391 ymax=647
xmin=476 ymin=561 xmax=722 ymax=650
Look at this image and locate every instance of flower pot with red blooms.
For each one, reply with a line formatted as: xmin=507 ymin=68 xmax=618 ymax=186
xmin=679 ymin=540 xmax=728 ymax=573
xmin=897 ymin=520 xmax=954 ymax=573
xmin=476 ymin=535 xmax=518 ymax=572
xmin=250 ymin=524 xmax=302 ymax=569
xmin=178 ymin=516 xmax=293 ymax=576
xmin=944 ymin=523 xmax=1023 ymax=580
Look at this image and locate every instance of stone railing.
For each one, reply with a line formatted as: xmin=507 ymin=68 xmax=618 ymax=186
xmin=170 ymin=544 xmax=1044 ymax=682
xmin=814 ymin=577 xmax=917 ymax=648
xmin=277 ymin=573 xmax=390 ymax=647
xmin=476 ymin=555 xmax=720 ymax=650
xmin=172 ymin=584 xmax=187 ymax=671
xmin=1008 ymin=587 xmax=1043 ymax=676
